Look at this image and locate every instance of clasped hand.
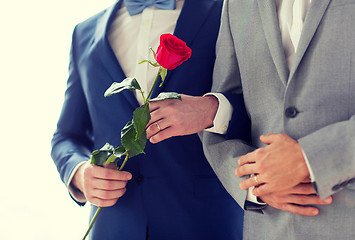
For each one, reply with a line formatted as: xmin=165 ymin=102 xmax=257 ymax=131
xmin=146 ymin=94 xmax=218 ymax=143
xmin=73 ymin=162 xmax=132 ymax=207
xmin=236 ymin=133 xmax=332 ymax=216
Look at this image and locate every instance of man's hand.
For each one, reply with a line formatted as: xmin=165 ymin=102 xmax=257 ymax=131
xmin=72 ymin=162 xmax=132 ymax=207
xmin=236 ymin=133 xmax=310 ymax=196
xmin=146 ymin=94 xmax=218 ymax=143
xmin=258 ymin=179 xmax=332 ymax=216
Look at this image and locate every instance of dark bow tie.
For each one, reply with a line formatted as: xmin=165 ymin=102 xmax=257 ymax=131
xmin=124 ymin=0 xmax=176 ymax=16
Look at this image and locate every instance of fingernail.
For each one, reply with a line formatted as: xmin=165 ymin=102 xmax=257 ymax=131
xmin=312 ymin=209 xmax=319 ymax=215
xmin=126 ymin=173 xmax=132 ymax=179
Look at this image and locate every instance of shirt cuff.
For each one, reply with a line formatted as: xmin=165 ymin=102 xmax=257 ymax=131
xmin=302 ymin=149 xmax=316 ymax=182
xmin=203 ymin=93 xmax=233 ymax=134
xmin=67 ymin=161 xmax=88 ymax=203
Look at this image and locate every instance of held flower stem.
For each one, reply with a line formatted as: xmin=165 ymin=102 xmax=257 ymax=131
xmin=146 ymin=67 xmax=163 ymax=101
xmin=81 ymin=70 xmax=158 ymax=239
xmin=81 ymin=34 xmax=191 ymax=239
xmin=82 ymin=154 xmax=129 ymax=240
xmin=118 ymin=154 xmax=129 ymax=171
xmin=82 ymin=207 xmax=102 ymax=240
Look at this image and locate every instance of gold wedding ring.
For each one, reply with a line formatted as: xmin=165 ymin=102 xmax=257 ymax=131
xmin=254 ymin=175 xmax=259 ymax=184
xmin=155 ymin=122 xmax=161 ymax=131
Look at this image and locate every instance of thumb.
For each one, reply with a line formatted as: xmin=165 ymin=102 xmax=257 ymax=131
xmin=259 ymin=134 xmax=278 ymax=145
xmin=104 ymin=162 xmax=118 ymax=170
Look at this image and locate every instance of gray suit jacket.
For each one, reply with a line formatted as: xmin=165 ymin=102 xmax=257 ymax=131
xmin=201 ymin=0 xmax=355 ymax=239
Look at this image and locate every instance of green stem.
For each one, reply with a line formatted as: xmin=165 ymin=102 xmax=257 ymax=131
xmin=82 ymin=61 xmax=161 ymax=240
xmin=82 ymin=154 xmax=128 ymax=239
xmin=119 ymin=154 xmax=129 ymax=171
xmin=82 ymin=206 xmax=102 ymax=240
xmin=145 ymin=67 xmax=161 ymax=102
xmin=139 ymin=89 xmax=146 ymax=103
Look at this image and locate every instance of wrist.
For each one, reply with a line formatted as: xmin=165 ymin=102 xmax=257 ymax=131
xmin=72 ymin=162 xmax=87 ymax=193
xmin=202 ymin=95 xmax=219 ymax=128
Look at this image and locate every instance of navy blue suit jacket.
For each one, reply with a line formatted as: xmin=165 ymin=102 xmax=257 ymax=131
xmin=51 ymin=0 xmax=249 ymax=239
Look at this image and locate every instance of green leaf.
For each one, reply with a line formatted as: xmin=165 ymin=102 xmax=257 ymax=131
xmin=90 ymin=143 xmax=115 ymax=166
xmin=133 ymin=103 xmax=151 ymax=141
xmin=113 ymin=146 xmax=127 ymax=158
xmin=138 ymin=60 xmax=160 ymax=67
xmin=150 ymin=47 xmax=157 ymax=61
xmin=104 ymin=78 xmax=141 ymax=97
xmin=91 ymin=150 xmax=107 ymax=166
xmin=105 ymin=146 xmax=128 ymax=166
xmin=121 ymin=121 xmax=147 ymax=158
xmin=138 ymin=60 xmax=149 ymax=65
xmin=105 ymin=154 xmax=117 ymax=165
xmin=159 ymin=68 xmax=167 ymax=86
xmin=100 ymin=143 xmax=115 ymax=152
xmin=149 ymin=92 xmax=182 ymax=102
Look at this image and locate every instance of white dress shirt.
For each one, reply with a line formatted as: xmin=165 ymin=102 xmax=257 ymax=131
xmin=109 ymin=0 xmax=184 ymax=105
xmin=277 ymin=0 xmax=311 ymax=69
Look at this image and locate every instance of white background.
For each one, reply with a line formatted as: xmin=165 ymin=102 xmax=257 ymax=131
xmin=0 ymin=1 xmax=115 ymax=239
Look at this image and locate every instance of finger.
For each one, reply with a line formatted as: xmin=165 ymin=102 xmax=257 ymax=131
xmin=286 ymin=183 xmax=317 ymax=195
xmin=252 ymin=182 xmax=279 ymax=196
xmin=301 ymin=176 xmax=312 ymax=183
xmin=148 ymin=101 xmax=161 ymax=112
xmin=88 ymin=188 xmax=126 ymax=207
xmin=149 ymin=126 xmax=176 ymax=144
xmin=90 ymin=167 xmax=132 ymax=181
xmin=274 ymin=202 xmax=320 ymax=216
xmin=285 ymin=194 xmax=333 ymax=206
xmin=91 ymin=178 xmax=129 ymax=191
xmin=239 ymin=174 xmax=264 ymax=189
xmin=147 ymin=106 xmax=164 ymax=127
xmin=90 ymin=198 xmax=119 ymax=208
xmin=91 ymin=188 xmax=127 ymax=201
xmin=254 ymin=180 xmax=318 ymax=196
xmin=238 ymin=152 xmax=256 ymax=166
xmin=146 ymin=120 xmax=168 ymax=139
xmin=259 ymin=134 xmax=278 ymax=145
xmin=104 ymin=162 xmax=118 ymax=169
xmin=235 ymin=163 xmax=257 ymax=178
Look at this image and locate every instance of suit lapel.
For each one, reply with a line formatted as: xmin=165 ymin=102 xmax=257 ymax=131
xmin=92 ymin=0 xmax=140 ymax=108
xmin=174 ymin=0 xmax=216 ymax=45
xmin=257 ymin=0 xmax=289 ymax=87
xmin=150 ymin=0 xmax=217 ymax=98
xmin=288 ymin=0 xmax=332 ymax=81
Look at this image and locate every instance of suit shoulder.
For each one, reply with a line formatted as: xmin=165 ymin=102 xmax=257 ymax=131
xmin=73 ymin=3 xmax=116 ymax=39
xmin=74 ymin=9 xmax=107 ymax=34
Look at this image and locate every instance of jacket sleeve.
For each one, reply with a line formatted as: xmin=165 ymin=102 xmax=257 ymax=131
xmin=298 ymin=116 xmax=355 ymax=199
xmin=222 ymin=92 xmax=251 ymax=142
xmin=200 ymin=0 xmax=263 ymax=212
xmin=51 ymin=27 xmax=93 ymax=206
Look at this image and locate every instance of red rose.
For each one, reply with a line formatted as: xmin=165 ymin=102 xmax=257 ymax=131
xmin=156 ymin=33 xmax=192 ymax=70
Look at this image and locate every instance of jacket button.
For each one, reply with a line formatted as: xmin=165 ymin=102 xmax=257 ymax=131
xmin=136 ymin=174 xmax=144 ymax=184
xmin=285 ymin=107 xmax=299 ymax=118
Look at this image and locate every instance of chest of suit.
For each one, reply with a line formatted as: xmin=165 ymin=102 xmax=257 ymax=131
xmin=229 ymin=0 xmax=355 ymax=143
